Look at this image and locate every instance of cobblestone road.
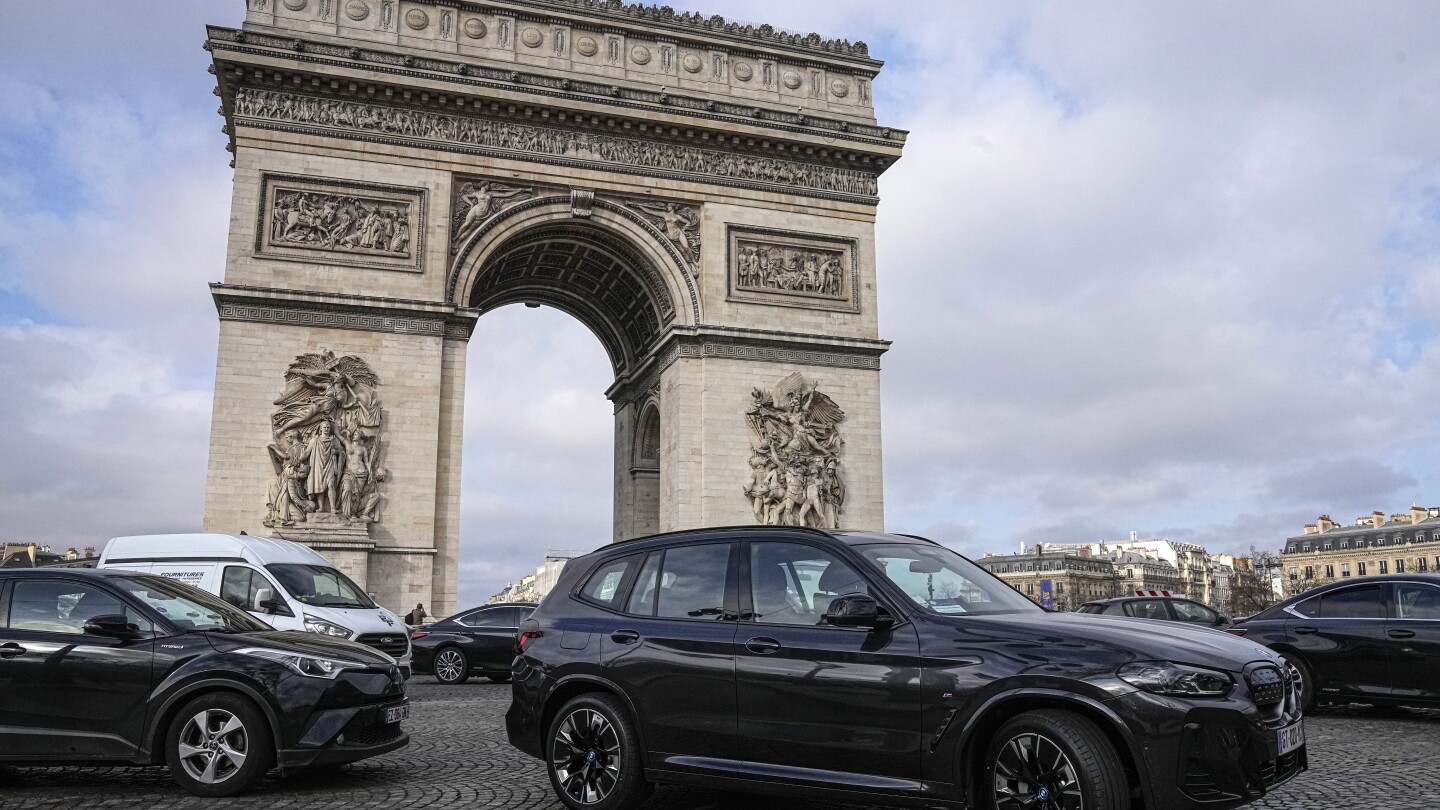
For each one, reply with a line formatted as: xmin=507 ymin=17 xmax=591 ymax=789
xmin=4 ymin=682 xmax=1438 ymax=809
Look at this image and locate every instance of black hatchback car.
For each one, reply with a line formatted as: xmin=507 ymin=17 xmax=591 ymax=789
xmin=0 ymin=568 xmax=409 ymax=796
xmin=507 ymin=527 xmax=1306 ymax=810
xmin=1229 ymin=574 xmax=1440 ymax=712
xmin=412 ymin=602 xmax=537 ymax=684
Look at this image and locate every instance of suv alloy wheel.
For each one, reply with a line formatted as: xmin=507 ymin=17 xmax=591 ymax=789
xmin=165 ymin=692 xmax=274 ymax=797
xmin=986 ymin=711 xmax=1128 ymax=810
xmin=546 ymin=693 xmax=651 ymax=810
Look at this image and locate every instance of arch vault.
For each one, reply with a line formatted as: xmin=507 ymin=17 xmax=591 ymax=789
xmin=201 ymin=0 xmax=904 ymax=616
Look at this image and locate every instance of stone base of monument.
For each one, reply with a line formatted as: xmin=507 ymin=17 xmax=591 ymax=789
xmin=271 ymin=522 xmax=375 ymax=553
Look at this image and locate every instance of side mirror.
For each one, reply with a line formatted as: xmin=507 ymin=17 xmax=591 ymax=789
xmin=84 ymin=614 xmax=142 ymax=640
xmin=823 ymin=594 xmax=894 ymax=629
xmin=1215 ymin=615 xmax=1232 ymax=626
xmin=253 ymin=588 xmax=274 ymax=612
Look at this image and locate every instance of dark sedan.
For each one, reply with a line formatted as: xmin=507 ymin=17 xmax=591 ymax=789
xmin=411 ymin=602 xmax=536 ymax=684
xmin=1079 ymin=595 xmax=1233 ymax=628
xmin=1230 ymin=574 xmax=1440 ymax=712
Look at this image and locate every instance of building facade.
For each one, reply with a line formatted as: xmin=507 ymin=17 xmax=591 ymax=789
xmin=977 ymin=549 xmax=1117 ymax=611
xmin=1280 ymin=506 xmax=1440 ymax=596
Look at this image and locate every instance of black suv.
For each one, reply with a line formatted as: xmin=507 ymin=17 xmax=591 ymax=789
xmin=508 ymin=528 xmax=1305 ymax=810
xmin=0 ymin=568 xmax=409 ymax=796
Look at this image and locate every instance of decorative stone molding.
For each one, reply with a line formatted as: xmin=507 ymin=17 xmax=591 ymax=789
xmin=624 ymin=199 xmax=700 ymax=266
xmin=231 ymin=88 xmax=880 ymax=199
xmin=264 ymin=350 xmax=387 ymax=530
xmin=256 ymin=173 xmax=426 ymax=272
xmin=745 ymin=372 xmax=846 ymax=529
xmin=212 ymin=283 xmax=479 ymax=340
xmin=570 ymin=188 xmax=596 ymax=218
xmin=727 ymin=225 xmax=859 ymax=313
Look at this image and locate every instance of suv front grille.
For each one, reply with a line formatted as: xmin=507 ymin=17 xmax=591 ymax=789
xmin=1247 ymin=666 xmax=1284 ymax=706
xmin=356 ymin=632 xmax=409 ymax=659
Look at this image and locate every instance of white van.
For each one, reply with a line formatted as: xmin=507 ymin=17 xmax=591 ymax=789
xmin=99 ymin=533 xmax=412 ymax=676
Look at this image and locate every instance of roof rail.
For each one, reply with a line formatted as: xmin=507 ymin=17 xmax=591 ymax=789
xmin=610 ymin=525 xmax=838 ymax=545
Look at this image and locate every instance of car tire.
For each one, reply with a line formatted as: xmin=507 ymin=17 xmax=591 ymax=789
xmin=433 ymin=647 xmax=470 ymax=684
xmin=165 ymin=692 xmax=273 ymax=798
xmin=1280 ymin=652 xmax=1317 ymax=714
xmin=984 ymin=710 xmax=1129 ymax=810
xmin=487 ymin=674 xmax=512 ymax=683
xmin=546 ymin=693 xmax=651 ymax=810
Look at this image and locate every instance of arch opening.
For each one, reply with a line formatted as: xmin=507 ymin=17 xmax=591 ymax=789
xmin=465 ymin=220 xmax=675 ymax=377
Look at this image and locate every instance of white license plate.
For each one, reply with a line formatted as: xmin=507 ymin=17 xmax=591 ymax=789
xmin=383 ymin=703 xmax=409 ymax=724
xmin=1276 ymin=720 xmax=1304 ymax=756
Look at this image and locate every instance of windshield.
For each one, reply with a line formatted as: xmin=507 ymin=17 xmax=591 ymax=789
xmin=114 ymin=575 xmax=271 ymax=633
xmin=858 ymin=543 xmax=1041 ymax=616
xmin=267 ymin=564 xmax=376 ymax=609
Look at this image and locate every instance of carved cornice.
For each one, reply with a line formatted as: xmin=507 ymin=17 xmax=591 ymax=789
xmin=211 ymin=283 xmax=480 ymax=340
xmin=608 ymin=326 xmax=888 ymax=405
xmin=230 ymin=87 xmax=879 ymax=203
xmin=206 ymin=27 xmax=906 ymax=149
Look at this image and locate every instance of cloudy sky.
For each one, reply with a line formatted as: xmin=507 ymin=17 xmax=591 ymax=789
xmin=3 ymin=1 xmax=1440 ymax=609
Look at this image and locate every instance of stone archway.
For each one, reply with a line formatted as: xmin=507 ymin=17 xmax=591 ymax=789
xmin=200 ymin=0 xmax=903 ymax=616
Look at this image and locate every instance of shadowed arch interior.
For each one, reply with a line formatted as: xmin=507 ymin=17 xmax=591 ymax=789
xmin=467 ymin=222 xmax=674 ymax=376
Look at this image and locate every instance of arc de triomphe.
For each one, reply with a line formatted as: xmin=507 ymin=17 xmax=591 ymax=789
xmin=201 ymin=0 xmax=905 ymax=616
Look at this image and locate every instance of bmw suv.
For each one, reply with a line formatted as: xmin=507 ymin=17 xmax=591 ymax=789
xmin=507 ymin=527 xmax=1306 ymax=810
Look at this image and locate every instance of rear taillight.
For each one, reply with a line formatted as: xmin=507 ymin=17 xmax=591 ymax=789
xmin=516 ymin=630 xmax=539 ymax=654
xmin=1226 ymin=628 xmax=1248 ymax=637
xmin=411 ymin=631 xmax=429 ymax=640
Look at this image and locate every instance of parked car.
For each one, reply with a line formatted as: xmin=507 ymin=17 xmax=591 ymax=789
xmin=1078 ymin=594 xmax=1234 ymax=628
xmin=99 ymin=533 xmax=413 ymax=676
xmin=1228 ymin=574 xmax=1440 ymax=712
xmin=507 ymin=527 xmax=1305 ymax=810
xmin=0 ymin=567 xmax=409 ymax=796
xmin=411 ymin=602 xmax=537 ymax=684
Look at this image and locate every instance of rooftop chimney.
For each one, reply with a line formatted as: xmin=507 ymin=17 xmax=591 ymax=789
xmin=1303 ymin=524 xmax=1318 ymax=535
xmin=1413 ymin=505 xmax=1428 ymax=524
xmin=1372 ymin=511 xmax=1386 ymax=528
xmin=1316 ymin=515 xmax=1338 ymax=533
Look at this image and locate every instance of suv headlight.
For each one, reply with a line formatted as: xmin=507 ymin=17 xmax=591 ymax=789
xmin=1117 ymin=661 xmax=1233 ymax=697
xmin=236 ymin=647 xmax=365 ymax=679
xmin=303 ymin=614 xmax=352 ymax=638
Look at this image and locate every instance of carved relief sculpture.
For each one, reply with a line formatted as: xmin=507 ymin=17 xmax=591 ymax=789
xmin=728 ymin=226 xmax=858 ymax=312
xmin=264 ymin=350 xmax=386 ymax=529
xmin=258 ymin=175 xmax=425 ymax=272
xmin=232 ymin=88 xmax=880 ymax=198
xmin=627 ymin=200 xmax=700 ymax=265
xmin=452 ymin=178 xmax=536 ymax=247
xmin=745 ymin=372 xmax=846 ymax=529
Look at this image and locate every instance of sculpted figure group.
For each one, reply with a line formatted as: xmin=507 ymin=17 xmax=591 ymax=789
xmin=737 ymin=243 xmax=844 ymax=296
xmin=264 ymin=350 xmax=388 ymax=529
xmin=744 ymin=372 xmax=847 ymax=529
xmin=271 ymin=191 xmax=412 ymax=256
xmin=235 ymin=88 xmax=880 ymax=197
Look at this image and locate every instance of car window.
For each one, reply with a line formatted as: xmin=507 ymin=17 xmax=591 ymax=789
xmin=1291 ymin=597 xmax=1320 ymax=618
xmin=220 ymin=566 xmax=280 ymax=612
xmin=749 ymin=542 xmax=869 ymax=626
xmin=625 ymin=552 xmax=663 ymax=616
xmin=1123 ymin=600 xmax=1173 ymax=621
xmin=462 ymin=609 xmax=514 ymax=627
xmin=1077 ymin=604 xmax=1104 ymax=614
xmin=1170 ymin=600 xmax=1219 ymax=624
xmin=7 ymin=580 xmax=150 ymax=635
xmin=655 ymin=544 xmax=732 ymax=620
xmin=266 ymin=564 xmax=375 ymax=609
xmin=579 ymin=555 xmax=638 ymax=609
xmin=859 ymin=543 xmax=1038 ymax=615
xmin=1320 ymin=585 xmax=1383 ymax=619
xmin=1395 ymin=584 xmax=1440 ymax=620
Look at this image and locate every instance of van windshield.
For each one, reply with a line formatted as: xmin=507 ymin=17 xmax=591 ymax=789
xmin=267 ymin=564 xmax=376 ymax=609
xmin=114 ymin=575 xmax=271 ymax=633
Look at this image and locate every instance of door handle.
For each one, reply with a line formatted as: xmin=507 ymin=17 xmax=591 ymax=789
xmin=609 ymin=629 xmax=640 ymax=644
xmin=1388 ymin=629 xmax=1417 ymax=639
xmin=1294 ymin=626 xmax=1319 ymax=635
xmin=0 ymin=643 xmax=25 ymax=658
xmin=745 ymin=637 xmax=782 ymax=655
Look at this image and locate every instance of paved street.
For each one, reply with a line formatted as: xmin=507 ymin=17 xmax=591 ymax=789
xmin=4 ymin=681 xmax=1439 ymax=810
